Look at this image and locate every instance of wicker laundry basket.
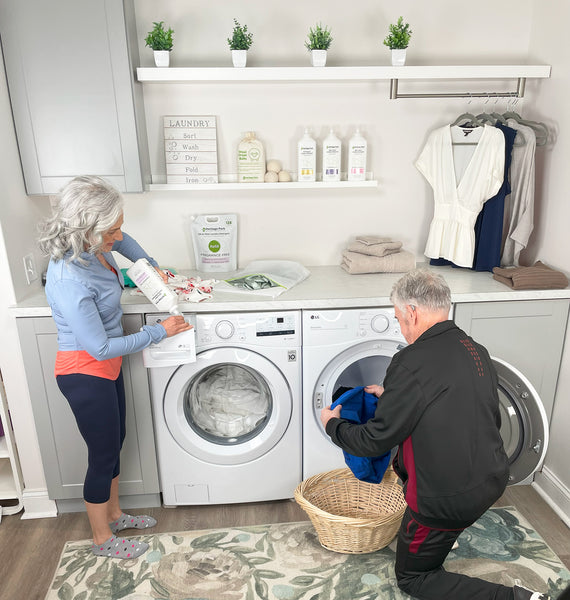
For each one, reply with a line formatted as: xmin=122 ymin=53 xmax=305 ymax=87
xmin=294 ymin=467 xmax=406 ymax=554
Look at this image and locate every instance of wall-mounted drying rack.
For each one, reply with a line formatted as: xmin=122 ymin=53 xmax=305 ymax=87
xmin=389 ymin=77 xmax=527 ymax=100
xmin=137 ymin=64 xmax=551 ymax=100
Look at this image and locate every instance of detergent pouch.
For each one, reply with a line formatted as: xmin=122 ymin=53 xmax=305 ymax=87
xmin=191 ymin=214 xmax=238 ymax=273
xmin=217 ymin=260 xmax=310 ymax=298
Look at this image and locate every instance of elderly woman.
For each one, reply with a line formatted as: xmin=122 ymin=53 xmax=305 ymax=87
xmin=38 ymin=175 xmax=191 ymax=559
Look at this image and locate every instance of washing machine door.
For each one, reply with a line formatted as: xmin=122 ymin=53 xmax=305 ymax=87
xmin=313 ymin=339 xmax=405 ymax=443
xmin=163 ymin=347 xmax=292 ymax=465
xmin=493 ymin=356 xmax=549 ymax=485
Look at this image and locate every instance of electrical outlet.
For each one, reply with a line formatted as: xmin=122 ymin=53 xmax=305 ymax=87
xmin=23 ymin=253 xmax=38 ymax=285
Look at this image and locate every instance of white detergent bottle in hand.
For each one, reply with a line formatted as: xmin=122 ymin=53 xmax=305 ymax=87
xmin=126 ymin=258 xmax=181 ymax=315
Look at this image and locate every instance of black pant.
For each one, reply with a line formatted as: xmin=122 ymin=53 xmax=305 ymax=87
xmin=57 ymin=372 xmax=126 ymax=503
xmin=395 ymin=507 xmax=515 ymax=600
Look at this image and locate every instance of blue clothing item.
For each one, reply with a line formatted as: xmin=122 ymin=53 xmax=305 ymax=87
xmin=57 ymin=372 xmax=126 ymax=503
xmin=331 ymin=386 xmax=391 ymax=484
xmin=472 ymin=123 xmax=517 ymax=272
xmin=45 ymin=232 xmax=167 ymax=359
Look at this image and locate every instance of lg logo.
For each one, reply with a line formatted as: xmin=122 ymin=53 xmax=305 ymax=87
xmin=310 ymin=314 xmax=320 ymax=320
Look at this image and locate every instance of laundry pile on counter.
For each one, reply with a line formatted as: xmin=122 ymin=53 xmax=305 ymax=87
xmin=341 ymin=236 xmax=416 ymax=274
xmin=129 ymin=272 xmax=218 ymax=303
xmin=492 ymin=261 xmax=568 ymax=290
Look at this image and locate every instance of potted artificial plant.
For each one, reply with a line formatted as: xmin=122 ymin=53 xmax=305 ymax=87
xmin=227 ymin=19 xmax=253 ymax=67
xmin=305 ymin=23 xmax=333 ymax=67
xmin=383 ymin=16 xmax=412 ymax=66
xmin=145 ymin=21 xmax=174 ymax=67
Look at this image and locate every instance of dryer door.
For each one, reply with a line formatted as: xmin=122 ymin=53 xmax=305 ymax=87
xmin=163 ymin=347 xmax=292 ymax=465
xmin=313 ymin=339 xmax=405 ymax=443
xmin=493 ymin=356 xmax=549 ymax=485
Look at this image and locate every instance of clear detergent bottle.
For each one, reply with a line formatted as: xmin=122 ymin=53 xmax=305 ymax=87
xmin=322 ymin=128 xmax=342 ymax=182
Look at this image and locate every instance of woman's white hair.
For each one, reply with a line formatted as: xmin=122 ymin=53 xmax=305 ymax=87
xmin=390 ymin=268 xmax=451 ymax=313
xmin=37 ymin=175 xmax=124 ymax=262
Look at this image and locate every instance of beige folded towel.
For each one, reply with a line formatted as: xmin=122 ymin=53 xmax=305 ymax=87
xmin=347 ymin=239 xmax=403 ymax=258
xmin=355 ymin=235 xmax=393 ymax=245
xmin=341 ymin=250 xmax=416 ymax=274
xmin=492 ymin=261 xmax=568 ymax=290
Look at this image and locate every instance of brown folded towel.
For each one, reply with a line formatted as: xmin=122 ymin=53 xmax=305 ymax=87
xmin=492 ymin=261 xmax=569 ymax=290
xmin=341 ymin=250 xmax=416 ymax=274
xmin=347 ymin=239 xmax=403 ymax=257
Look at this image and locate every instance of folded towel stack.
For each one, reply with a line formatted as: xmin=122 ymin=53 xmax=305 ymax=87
xmin=492 ymin=261 xmax=569 ymax=290
xmin=341 ymin=236 xmax=416 ymax=274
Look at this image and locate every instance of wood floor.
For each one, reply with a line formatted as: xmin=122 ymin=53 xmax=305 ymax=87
xmin=0 ymin=485 xmax=568 ymax=600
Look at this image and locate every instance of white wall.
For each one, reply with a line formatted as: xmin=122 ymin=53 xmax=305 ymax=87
xmin=525 ymin=0 xmax=570 ymax=521
xmin=120 ymin=0 xmax=536 ymax=270
xmin=1 ymin=0 xmax=568 ymax=518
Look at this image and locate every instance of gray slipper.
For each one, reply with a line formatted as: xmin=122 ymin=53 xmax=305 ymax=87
xmin=91 ymin=536 xmax=149 ymax=559
xmin=109 ymin=513 xmax=157 ymax=534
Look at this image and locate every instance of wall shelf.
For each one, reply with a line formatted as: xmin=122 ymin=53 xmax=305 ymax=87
xmin=136 ymin=65 xmax=551 ymax=84
xmin=146 ymin=179 xmax=379 ymax=192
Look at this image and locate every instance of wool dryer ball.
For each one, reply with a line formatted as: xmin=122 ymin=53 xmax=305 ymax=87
xmin=266 ymin=159 xmax=282 ymax=173
xmin=278 ymin=170 xmax=292 ymax=182
xmin=264 ymin=171 xmax=279 ymax=182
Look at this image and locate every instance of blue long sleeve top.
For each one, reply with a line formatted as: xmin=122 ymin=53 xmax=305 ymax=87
xmin=45 ymin=232 xmax=167 ymax=360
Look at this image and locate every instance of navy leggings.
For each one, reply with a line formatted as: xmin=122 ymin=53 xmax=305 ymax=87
xmin=56 ymin=372 xmax=126 ymax=504
xmin=395 ymin=507 xmax=515 ymax=600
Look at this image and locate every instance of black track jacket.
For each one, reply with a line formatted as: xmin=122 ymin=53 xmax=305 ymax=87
xmin=326 ymin=320 xmax=510 ymax=530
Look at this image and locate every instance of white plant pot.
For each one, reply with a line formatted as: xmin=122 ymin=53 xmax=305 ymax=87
xmin=310 ymin=49 xmax=327 ymax=67
xmin=391 ymin=48 xmax=407 ymax=67
xmin=153 ymin=50 xmax=170 ymax=68
xmin=231 ymin=49 xmax=247 ymax=68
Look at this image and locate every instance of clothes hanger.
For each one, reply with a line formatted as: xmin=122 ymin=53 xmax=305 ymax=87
xmin=450 ymin=112 xmax=483 ymax=128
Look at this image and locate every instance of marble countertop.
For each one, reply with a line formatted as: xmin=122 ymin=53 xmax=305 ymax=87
xmin=10 ymin=264 xmax=570 ymax=317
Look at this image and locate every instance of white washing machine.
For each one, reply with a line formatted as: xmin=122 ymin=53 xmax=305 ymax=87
xmin=145 ymin=311 xmax=302 ymax=506
xmin=302 ymin=308 xmax=549 ymax=486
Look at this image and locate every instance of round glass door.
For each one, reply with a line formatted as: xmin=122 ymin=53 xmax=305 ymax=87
xmin=314 ymin=339 xmax=405 ymax=442
xmin=163 ymin=347 xmax=292 ymax=465
xmin=493 ymin=357 xmax=549 ymax=485
xmin=184 ymin=364 xmax=271 ymax=444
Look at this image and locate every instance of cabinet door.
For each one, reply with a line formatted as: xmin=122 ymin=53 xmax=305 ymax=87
xmin=0 ymin=0 xmax=148 ymax=194
xmin=454 ymin=299 xmax=570 ymax=422
xmin=16 ymin=315 xmax=159 ymax=500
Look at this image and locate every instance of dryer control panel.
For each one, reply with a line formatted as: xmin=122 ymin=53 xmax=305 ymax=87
xmin=198 ymin=311 xmax=300 ymax=347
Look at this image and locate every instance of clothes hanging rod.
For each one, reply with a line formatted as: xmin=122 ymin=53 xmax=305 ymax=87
xmin=389 ymin=77 xmax=526 ymax=99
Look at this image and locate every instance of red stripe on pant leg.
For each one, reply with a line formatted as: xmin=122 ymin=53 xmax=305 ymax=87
xmin=409 ymin=523 xmax=431 ymax=554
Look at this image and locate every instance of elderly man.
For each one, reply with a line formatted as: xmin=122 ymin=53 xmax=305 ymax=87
xmin=321 ymin=269 xmax=549 ymax=600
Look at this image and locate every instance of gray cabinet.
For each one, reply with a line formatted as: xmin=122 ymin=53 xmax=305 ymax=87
xmin=454 ymin=299 xmax=570 ymax=422
xmin=15 ymin=314 xmax=159 ymax=510
xmin=0 ymin=0 xmax=149 ymax=195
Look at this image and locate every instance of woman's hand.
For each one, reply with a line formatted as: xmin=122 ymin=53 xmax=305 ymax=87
xmin=365 ymin=384 xmax=384 ymax=398
xmin=154 ymin=267 xmax=169 ymax=284
xmin=320 ymin=403 xmax=342 ymax=429
xmin=161 ymin=315 xmax=192 ymax=337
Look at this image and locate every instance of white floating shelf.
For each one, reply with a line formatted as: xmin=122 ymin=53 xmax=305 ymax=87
xmin=137 ymin=65 xmax=551 ymax=84
xmin=146 ymin=179 xmax=379 ymax=192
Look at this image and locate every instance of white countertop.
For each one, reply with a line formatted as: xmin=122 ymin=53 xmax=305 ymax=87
xmin=10 ymin=264 xmax=570 ymax=318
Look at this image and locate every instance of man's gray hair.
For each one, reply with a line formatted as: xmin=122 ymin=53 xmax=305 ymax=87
xmin=38 ymin=175 xmax=124 ymax=262
xmin=390 ymin=268 xmax=451 ymax=313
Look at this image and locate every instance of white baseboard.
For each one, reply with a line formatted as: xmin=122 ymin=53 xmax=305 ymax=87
xmin=21 ymin=488 xmax=58 ymax=519
xmin=532 ymin=466 xmax=570 ymax=529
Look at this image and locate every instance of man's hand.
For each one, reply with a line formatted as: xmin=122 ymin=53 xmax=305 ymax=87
xmin=365 ymin=384 xmax=385 ymax=398
xmin=320 ymin=403 xmax=342 ymax=430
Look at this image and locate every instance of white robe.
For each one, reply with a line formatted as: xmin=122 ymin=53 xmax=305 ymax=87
xmin=416 ymin=124 xmax=505 ymax=267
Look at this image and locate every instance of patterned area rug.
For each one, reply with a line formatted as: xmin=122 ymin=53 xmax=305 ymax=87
xmin=47 ymin=506 xmax=570 ymax=600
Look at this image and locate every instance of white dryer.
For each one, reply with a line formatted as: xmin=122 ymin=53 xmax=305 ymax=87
xmin=302 ymin=308 xmax=549 ymax=486
xmin=302 ymin=307 xmax=406 ymax=479
xmin=145 ymin=311 xmax=302 ymax=506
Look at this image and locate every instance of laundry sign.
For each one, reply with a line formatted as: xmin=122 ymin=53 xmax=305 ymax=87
xmin=164 ymin=116 xmax=219 ymax=184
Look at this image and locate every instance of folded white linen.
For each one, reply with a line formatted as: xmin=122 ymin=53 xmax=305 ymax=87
xmin=341 ymin=250 xmax=416 ymax=274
